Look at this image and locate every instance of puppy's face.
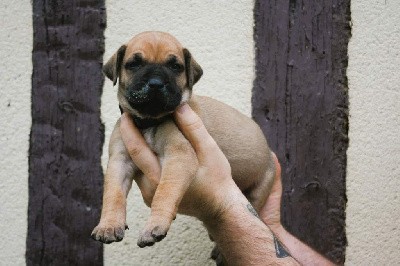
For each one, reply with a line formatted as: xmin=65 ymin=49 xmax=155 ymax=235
xmin=103 ymin=32 xmax=203 ymax=118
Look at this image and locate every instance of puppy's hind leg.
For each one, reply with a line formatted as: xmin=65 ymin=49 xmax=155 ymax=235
xmin=245 ymin=155 xmax=276 ymax=213
xmin=92 ymin=121 xmax=136 ymax=244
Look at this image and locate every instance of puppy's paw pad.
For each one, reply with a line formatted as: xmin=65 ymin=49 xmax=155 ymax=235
xmin=137 ymin=231 xmax=155 ymax=248
xmin=151 ymin=226 xmax=167 ymax=241
xmin=137 ymin=225 xmax=168 ymax=248
xmin=91 ymin=222 xmax=126 ymax=244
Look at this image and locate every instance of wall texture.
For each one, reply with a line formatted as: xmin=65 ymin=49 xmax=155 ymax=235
xmin=253 ymin=1 xmax=349 ymax=262
xmin=0 ymin=2 xmax=32 ymax=265
xmin=346 ymin=0 xmax=400 ymax=264
xmin=101 ymin=0 xmax=254 ymax=265
xmin=27 ymin=1 xmax=105 ymax=264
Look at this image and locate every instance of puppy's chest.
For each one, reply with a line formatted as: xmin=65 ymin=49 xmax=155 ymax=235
xmin=141 ymin=127 xmax=163 ymax=158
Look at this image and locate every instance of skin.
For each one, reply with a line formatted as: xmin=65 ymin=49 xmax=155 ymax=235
xmin=120 ymin=104 xmax=336 ymax=265
xmin=260 ymin=156 xmax=336 ymax=266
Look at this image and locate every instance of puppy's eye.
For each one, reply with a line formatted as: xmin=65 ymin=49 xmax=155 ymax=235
xmin=125 ymin=55 xmax=144 ymax=70
xmin=125 ymin=60 xmax=142 ymax=70
xmin=169 ymin=63 xmax=183 ymax=73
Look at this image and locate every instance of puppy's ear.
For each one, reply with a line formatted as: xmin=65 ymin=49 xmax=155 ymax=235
xmin=183 ymin=48 xmax=203 ymax=89
xmin=103 ymin=45 xmax=127 ymax=86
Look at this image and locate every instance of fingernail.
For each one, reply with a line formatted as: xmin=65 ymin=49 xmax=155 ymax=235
xmin=177 ymin=104 xmax=189 ymax=114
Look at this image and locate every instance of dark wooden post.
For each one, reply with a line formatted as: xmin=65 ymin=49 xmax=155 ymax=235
xmin=253 ymin=0 xmax=350 ymax=263
xmin=27 ymin=1 xmax=106 ymax=264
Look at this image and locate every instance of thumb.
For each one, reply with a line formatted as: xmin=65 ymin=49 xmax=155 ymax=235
xmin=174 ymin=104 xmax=216 ymax=155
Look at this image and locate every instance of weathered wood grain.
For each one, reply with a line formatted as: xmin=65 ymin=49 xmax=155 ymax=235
xmin=27 ymin=1 xmax=106 ymax=264
xmin=253 ymin=0 xmax=350 ymax=263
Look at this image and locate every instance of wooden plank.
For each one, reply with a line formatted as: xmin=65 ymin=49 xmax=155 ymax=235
xmin=253 ymin=0 xmax=350 ymax=263
xmin=27 ymin=1 xmax=106 ymax=264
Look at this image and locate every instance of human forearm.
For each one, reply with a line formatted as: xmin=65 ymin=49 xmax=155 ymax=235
xmin=271 ymin=225 xmax=336 ymax=266
xmin=203 ymin=181 xmax=299 ymax=266
xmin=260 ymin=154 xmax=336 ymax=266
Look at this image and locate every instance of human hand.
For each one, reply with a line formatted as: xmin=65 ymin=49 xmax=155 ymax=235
xmin=258 ymin=155 xmax=336 ymax=265
xmin=119 ymin=113 xmax=161 ymax=208
xmin=259 ymin=152 xmax=283 ymax=231
xmin=121 ymin=106 xmax=304 ymax=265
xmin=120 ymin=104 xmax=237 ymax=221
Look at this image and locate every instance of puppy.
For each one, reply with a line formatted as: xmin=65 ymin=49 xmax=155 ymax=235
xmin=91 ymin=31 xmax=276 ymax=249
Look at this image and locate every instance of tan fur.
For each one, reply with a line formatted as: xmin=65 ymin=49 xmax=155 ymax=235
xmin=125 ymin=32 xmax=184 ymax=65
xmin=92 ymin=32 xmax=275 ymax=248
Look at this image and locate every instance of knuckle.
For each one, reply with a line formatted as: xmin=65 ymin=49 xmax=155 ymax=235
xmin=210 ymin=157 xmax=231 ymax=175
xmin=184 ymin=117 xmax=204 ymax=132
xmin=127 ymin=144 xmax=142 ymax=158
xmin=204 ymin=139 xmax=219 ymax=152
xmin=222 ymin=160 xmax=232 ymax=174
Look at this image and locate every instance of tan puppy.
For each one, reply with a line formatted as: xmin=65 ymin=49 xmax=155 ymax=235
xmin=91 ymin=31 xmax=276 ymax=248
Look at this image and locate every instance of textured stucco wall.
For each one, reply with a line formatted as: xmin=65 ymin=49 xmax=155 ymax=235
xmin=346 ymin=0 xmax=400 ymax=265
xmin=0 ymin=1 xmax=32 ymax=265
xmin=102 ymin=0 xmax=255 ymax=265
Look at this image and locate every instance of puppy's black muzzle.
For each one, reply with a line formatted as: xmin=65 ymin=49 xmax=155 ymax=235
xmin=126 ymin=77 xmax=165 ymax=104
xmin=126 ymin=76 xmax=170 ymax=104
xmin=148 ymin=77 xmax=165 ymax=90
xmin=126 ymin=73 xmax=182 ymax=117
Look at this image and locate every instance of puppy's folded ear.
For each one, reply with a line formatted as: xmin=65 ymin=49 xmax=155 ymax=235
xmin=183 ymin=48 xmax=203 ymax=89
xmin=103 ymin=45 xmax=127 ymax=86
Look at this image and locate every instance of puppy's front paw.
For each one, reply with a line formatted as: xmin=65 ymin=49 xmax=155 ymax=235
xmin=91 ymin=221 xmax=128 ymax=244
xmin=137 ymin=224 xmax=169 ymax=248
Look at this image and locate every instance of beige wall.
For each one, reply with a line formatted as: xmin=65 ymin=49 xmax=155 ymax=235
xmin=101 ymin=0 xmax=255 ymax=264
xmin=346 ymin=0 xmax=400 ymax=264
xmin=0 ymin=1 xmax=32 ymax=265
xmin=1 ymin=0 xmax=399 ymax=265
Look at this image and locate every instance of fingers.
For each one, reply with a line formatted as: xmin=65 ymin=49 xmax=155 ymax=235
xmin=120 ymin=113 xmax=161 ymax=187
xmin=258 ymin=152 xmax=283 ymax=227
xmin=271 ymin=152 xmax=282 ymax=189
xmin=268 ymin=152 xmax=283 ymax=199
xmin=174 ymin=104 xmax=218 ymax=156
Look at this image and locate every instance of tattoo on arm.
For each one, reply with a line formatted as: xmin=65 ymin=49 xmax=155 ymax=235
xmin=273 ymin=236 xmax=290 ymax=258
xmin=246 ymin=203 xmax=291 ymax=258
xmin=246 ymin=203 xmax=260 ymax=219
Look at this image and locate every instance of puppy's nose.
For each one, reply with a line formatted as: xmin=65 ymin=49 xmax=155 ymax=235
xmin=148 ymin=77 xmax=164 ymax=90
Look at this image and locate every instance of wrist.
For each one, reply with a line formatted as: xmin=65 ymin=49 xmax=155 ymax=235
xmin=202 ymin=186 xmax=299 ymax=266
xmin=270 ymin=223 xmax=293 ymax=251
xmin=201 ymin=179 xmax=248 ymax=227
xmin=269 ymin=222 xmax=285 ymax=236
